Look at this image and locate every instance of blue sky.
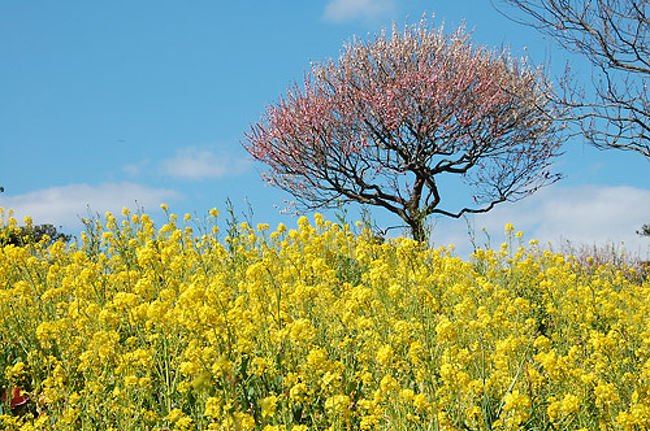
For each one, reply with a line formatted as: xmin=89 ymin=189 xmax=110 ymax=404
xmin=1 ymin=0 xmax=648 ymax=258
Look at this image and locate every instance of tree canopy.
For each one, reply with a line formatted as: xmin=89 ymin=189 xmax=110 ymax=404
xmin=244 ymin=18 xmax=565 ymax=241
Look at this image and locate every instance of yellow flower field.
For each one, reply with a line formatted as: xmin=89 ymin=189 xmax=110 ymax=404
xmin=0 ymin=208 xmax=649 ymax=430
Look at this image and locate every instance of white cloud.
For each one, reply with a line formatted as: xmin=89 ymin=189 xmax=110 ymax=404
xmin=123 ymin=159 xmax=150 ymax=177
xmin=323 ymin=0 xmax=394 ymax=22
xmin=123 ymin=164 xmax=140 ymax=176
xmin=160 ymin=147 xmax=250 ymax=180
xmin=0 ymin=183 xmax=179 ymax=228
xmin=428 ymin=184 xmax=650 ymax=259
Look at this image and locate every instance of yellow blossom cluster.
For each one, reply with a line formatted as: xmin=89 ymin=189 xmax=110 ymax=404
xmin=0 ymin=208 xmax=649 ymax=430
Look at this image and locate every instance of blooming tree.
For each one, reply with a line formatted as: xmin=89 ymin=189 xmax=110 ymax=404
xmin=244 ymin=18 xmax=564 ymax=242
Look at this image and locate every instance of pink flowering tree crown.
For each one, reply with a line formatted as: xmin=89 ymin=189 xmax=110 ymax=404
xmin=244 ymin=17 xmax=565 ymax=242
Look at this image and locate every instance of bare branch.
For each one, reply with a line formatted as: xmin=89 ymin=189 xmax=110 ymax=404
xmin=495 ymin=0 xmax=650 ymax=160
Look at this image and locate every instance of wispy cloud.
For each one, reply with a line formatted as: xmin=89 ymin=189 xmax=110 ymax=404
xmin=0 ymin=183 xmax=179 ymax=228
xmin=323 ymin=0 xmax=395 ymax=22
xmin=429 ymin=184 xmax=650 ymax=258
xmin=123 ymin=159 xmax=150 ymax=177
xmin=159 ymin=147 xmax=250 ymax=180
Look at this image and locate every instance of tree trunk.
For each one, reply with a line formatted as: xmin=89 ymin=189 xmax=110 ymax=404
xmin=407 ymin=218 xmax=427 ymax=244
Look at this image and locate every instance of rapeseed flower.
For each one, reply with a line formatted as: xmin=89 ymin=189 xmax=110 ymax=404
xmin=0 ymin=208 xmax=648 ymax=429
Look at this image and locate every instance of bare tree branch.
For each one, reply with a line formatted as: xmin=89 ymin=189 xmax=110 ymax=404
xmin=494 ymin=0 xmax=650 ymax=160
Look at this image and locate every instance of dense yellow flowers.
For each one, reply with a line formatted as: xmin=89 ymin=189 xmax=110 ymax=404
xmin=0 ymin=208 xmax=649 ymax=430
